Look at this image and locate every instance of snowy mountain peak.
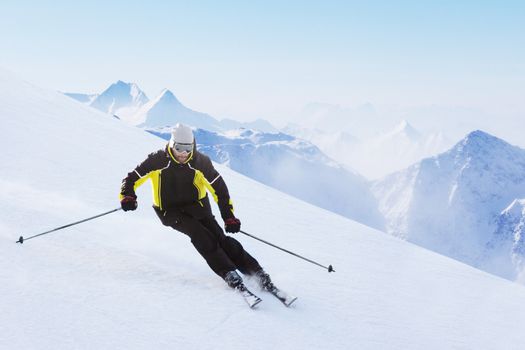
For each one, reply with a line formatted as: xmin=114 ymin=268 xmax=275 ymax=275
xmin=89 ymin=80 xmax=149 ymax=115
xmin=154 ymin=88 xmax=181 ymax=105
xmin=395 ymin=119 xmax=412 ymax=132
xmin=460 ymin=129 xmax=503 ymax=149
xmin=100 ymin=80 xmax=145 ymax=99
xmin=387 ymin=119 xmax=421 ymax=140
xmin=114 ymin=79 xmax=127 ymax=87
xmin=451 ymin=129 xmax=524 ymax=161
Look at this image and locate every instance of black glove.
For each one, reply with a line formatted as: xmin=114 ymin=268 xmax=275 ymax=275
xmin=120 ymin=196 xmax=137 ymax=211
xmin=224 ymin=217 xmax=241 ymax=233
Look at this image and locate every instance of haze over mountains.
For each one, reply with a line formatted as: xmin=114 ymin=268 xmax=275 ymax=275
xmin=288 ymin=101 xmax=524 ymax=179
xmin=284 ymin=119 xmax=450 ymax=179
xmin=67 ymin=80 xmax=453 ymax=179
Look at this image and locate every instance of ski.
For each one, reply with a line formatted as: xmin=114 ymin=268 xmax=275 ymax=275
xmin=237 ymin=284 xmax=262 ymax=308
xmin=266 ymin=286 xmax=297 ymax=307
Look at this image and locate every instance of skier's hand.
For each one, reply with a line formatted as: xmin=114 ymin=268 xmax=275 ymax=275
xmin=224 ymin=217 xmax=241 ymax=233
xmin=120 ymin=196 xmax=138 ymax=211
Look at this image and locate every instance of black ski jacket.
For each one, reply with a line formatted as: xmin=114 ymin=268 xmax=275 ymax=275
xmin=120 ymin=146 xmax=235 ymax=225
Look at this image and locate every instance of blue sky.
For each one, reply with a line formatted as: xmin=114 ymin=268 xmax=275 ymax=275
xmin=0 ymin=0 xmax=523 ymax=123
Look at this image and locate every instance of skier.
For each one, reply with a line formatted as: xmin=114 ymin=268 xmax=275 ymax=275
xmin=119 ymin=123 xmax=274 ymax=294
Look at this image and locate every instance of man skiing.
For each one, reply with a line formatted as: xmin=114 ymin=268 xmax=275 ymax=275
xmin=119 ymin=123 xmax=274 ymax=297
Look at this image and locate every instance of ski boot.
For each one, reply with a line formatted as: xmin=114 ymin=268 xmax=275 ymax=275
xmin=224 ymin=270 xmax=262 ymax=308
xmin=254 ymin=269 xmax=276 ymax=292
xmin=224 ymin=270 xmax=243 ymax=289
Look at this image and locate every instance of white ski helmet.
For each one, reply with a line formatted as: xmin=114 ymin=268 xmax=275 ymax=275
xmin=169 ymin=123 xmax=195 ymax=152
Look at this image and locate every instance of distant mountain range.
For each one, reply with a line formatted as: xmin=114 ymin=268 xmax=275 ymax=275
xmin=285 ymin=120 xmax=451 ymax=179
xmin=293 ymin=101 xmax=524 ymax=148
xmin=371 ymin=130 xmax=525 ymax=280
xmin=64 ymin=81 xmax=278 ymax=132
xmin=66 ymin=82 xmax=454 ymax=180
xmin=290 ymin=101 xmax=525 ymax=179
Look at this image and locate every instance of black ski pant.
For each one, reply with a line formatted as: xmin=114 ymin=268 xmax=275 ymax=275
xmin=166 ymin=212 xmax=262 ymax=278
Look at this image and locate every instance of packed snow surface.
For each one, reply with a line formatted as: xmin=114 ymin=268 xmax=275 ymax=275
xmin=1 ymin=68 xmax=525 ymax=349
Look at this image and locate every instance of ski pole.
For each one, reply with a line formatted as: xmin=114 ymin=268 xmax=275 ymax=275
xmin=239 ymin=230 xmax=335 ymax=273
xmin=16 ymin=208 xmax=122 ymax=244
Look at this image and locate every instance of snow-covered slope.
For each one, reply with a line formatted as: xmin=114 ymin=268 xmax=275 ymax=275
xmin=372 ymin=130 xmax=525 ymax=281
xmin=2 ymin=68 xmax=525 ymax=349
xmin=148 ymin=127 xmax=384 ymax=230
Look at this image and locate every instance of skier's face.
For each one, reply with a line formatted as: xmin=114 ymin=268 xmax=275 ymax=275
xmin=173 ymin=147 xmax=191 ymax=163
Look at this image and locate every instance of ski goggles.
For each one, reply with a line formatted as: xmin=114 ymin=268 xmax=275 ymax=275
xmin=173 ymin=143 xmax=193 ymax=153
